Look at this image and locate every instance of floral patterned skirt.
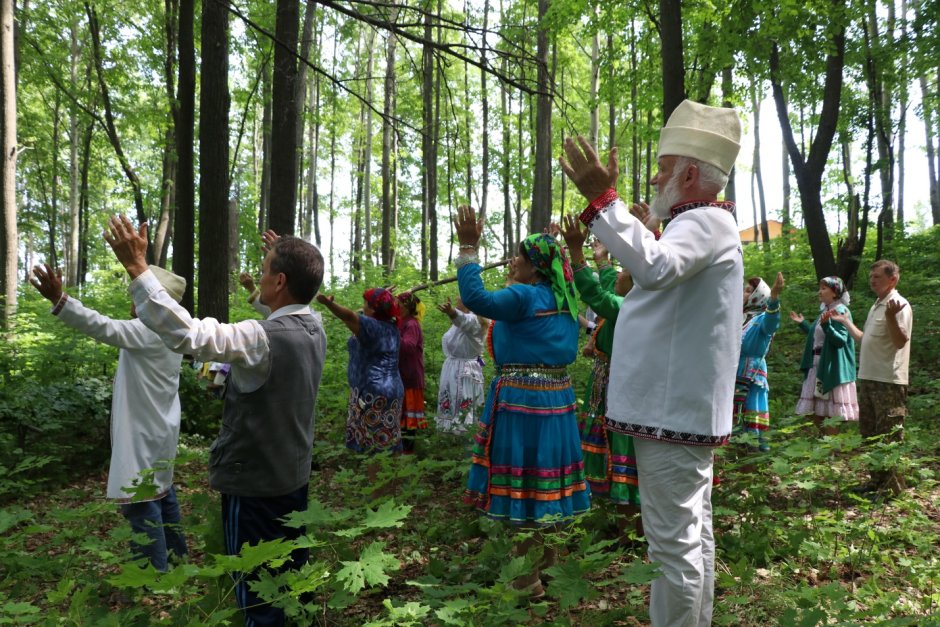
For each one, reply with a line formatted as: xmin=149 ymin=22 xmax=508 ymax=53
xmin=346 ymin=387 xmax=403 ymax=454
xmin=436 ymin=357 xmax=485 ymax=435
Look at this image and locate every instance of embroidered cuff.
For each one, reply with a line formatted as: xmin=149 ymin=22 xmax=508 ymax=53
xmin=454 ymin=252 xmax=480 ymax=269
xmin=765 ymin=299 xmax=780 ymax=314
xmin=51 ymin=293 xmax=68 ymax=316
xmin=579 ymin=188 xmax=619 ymax=227
xmin=571 ymin=262 xmax=590 ymax=274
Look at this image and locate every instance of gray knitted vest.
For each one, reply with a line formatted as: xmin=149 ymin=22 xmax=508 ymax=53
xmin=209 ymin=313 xmax=325 ymax=497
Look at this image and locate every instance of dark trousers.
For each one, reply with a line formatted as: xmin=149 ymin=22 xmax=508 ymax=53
xmin=222 ymin=485 xmax=309 ymax=627
xmin=120 ymin=485 xmax=188 ymax=572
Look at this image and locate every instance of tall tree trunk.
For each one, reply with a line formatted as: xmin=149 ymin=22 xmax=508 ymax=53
xmin=630 ymin=24 xmax=640 ymax=203
xmin=268 ymin=0 xmax=300 ymax=235
xmin=198 ymin=0 xmax=230 ymax=321
xmin=154 ymin=0 xmax=179 ymax=268
xmin=363 ymin=30 xmax=376 ymax=262
xmin=380 ymin=13 xmax=398 ymax=274
xmin=609 ymin=31 xmax=616 ymax=154
xmin=498 ymin=0 xmax=512 ymax=257
xmin=49 ymin=94 xmax=62 ymax=268
xmin=530 ymin=0 xmax=552 ymax=232
xmin=589 ymin=16 xmax=599 ymax=146
xmin=295 ymin=0 xmax=317 ymax=240
xmin=722 ymin=66 xmax=737 ymax=204
xmin=421 ymin=2 xmax=439 ymax=279
xmin=897 ymin=0 xmax=908 ymax=230
xmin=660 ymin=0 xmax=686 ymax=118
xmin=78 ymin=118 xmax=94 ymax=287
xmin=865 ymin=3 xmax=895 ymax=244
xmin=750 ymin=84 xmax=768 ymax=242
xmin=258 ymin=61 xmax=272 ymax=233
xmin=67 ymin=22 xmax=81 ymax=286
xmin=769 ymin=1 xmax=846 ymax=280
xmin=922 ymin=75 xmax=940 ymax=225
xmin=173 ymin=0 xmax=195 ymax=313
xmin=327 ymin=21 xmax=337 ymax=277
xmin=86 ymin=2 xmax=152 ymax=261
xmin=479 ymin=0 xmax=490 ymax=234
xmin=0 ymin=0 xmax=19 ymax=324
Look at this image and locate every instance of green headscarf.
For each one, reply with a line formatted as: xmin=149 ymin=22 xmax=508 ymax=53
xmin=521 ymin=233 xmax=579 ymax=320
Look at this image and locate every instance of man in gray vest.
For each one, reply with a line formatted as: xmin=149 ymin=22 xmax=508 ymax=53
xmin=105 ymin=215 xmax=326 ymax=627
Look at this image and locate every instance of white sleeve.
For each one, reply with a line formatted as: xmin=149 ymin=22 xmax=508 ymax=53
xmin=129 ymin=269 xmax=270 ymax=369
xmin=452 ymin=310 xmax=481 ymax=335
xmin=55 ymin=295 xmax=161 ymax=351
xmin=584 ymin=198 xmax=715 ymax=291
xmin=250 ymin=296 xmax=271 ymax=317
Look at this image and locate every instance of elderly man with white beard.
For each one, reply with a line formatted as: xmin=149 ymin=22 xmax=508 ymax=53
xmin=560 ymin=99 xmax=744 ymax=627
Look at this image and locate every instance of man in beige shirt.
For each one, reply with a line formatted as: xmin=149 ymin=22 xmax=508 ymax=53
xmin=831 ymin=260 xmax=912 ymax=496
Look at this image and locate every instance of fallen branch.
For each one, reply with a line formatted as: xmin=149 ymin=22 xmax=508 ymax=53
xmin=407 ymin=258 xmax=511 ymax=293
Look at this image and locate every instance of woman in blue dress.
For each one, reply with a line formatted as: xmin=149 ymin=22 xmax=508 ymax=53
xmin=735 ymin=272 xmax=784 ymax=453
xmin=453 ymin=206 xmax=590 ymax=598
xmin=317 ymin=288 xmax=404 ymax=454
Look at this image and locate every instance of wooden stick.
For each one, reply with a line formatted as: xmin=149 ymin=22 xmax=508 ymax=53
xmin=407 ymin=258 xmax=512 ymax=293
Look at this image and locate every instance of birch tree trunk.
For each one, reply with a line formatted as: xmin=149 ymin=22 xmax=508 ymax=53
xmin=0 ymin=0 xmax=13 ymax=326
xmin=67 ymin=22 xmax=81 ymax=286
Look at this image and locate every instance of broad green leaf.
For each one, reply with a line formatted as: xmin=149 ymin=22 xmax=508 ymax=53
xmin=362 ymin=500 xmax=412 ymax=529
xmin=543 ymin=560 xmax=598 ymax=609
xmin=335 ymin=541 xmax=400 ymax=594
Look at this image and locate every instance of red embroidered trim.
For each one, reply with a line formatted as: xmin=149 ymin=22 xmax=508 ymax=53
xmin=51 ymin=293 xmax=68 ymax=316
xmin=579 ymin=188 xmax=620 ymax=226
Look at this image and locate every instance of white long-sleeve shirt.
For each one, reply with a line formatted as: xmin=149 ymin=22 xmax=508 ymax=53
xmin=581 ymin=197 xmax=744 ymax=445
xmin=128 ymin=270 xmax=319 ymax=394
xmin=441 ymin=310 xmax=485 ymax=360
xmin=54 ymin=295 xmax=183 ymax=501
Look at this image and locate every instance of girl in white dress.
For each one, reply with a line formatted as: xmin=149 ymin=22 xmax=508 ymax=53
xmin=435 ymin=298 xmax=487 ymax=434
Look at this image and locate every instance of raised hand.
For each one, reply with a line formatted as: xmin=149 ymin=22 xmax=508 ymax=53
xmin=590 ymin=239 xmax=610 ymax=265
xmin=238 ymin=272 xmax=256 ymax=293
xmin=453 ymin=205 xmax=483 ymax=248
xmin=630 ymin=201 xmax=661 ymax=233
xmin=561 ymin=214 xmax=589 ymax=248
xmin=261 ymin=229 xmax=280 ymax=254
xmin=885 ymin=299 xmax=907 ymax=318
xmin=315 ymin=293 xmax=335 ymax=306
xmin=829 ymin=311 xmax=849 ymax=325
xmin=770 ymin=272 xmax=785 ymax=300
xmin=789 ymin=311 xmax=804 ymax=324
xmin=558 ymin=136 xmax=618 ymax=202
xmin=103 ymin=215 xmax=149 ymax=278
xmin=29 ymin=263 xmax=64 ymax=303
xmin=437 ymin=298 xmax=457 ymax=318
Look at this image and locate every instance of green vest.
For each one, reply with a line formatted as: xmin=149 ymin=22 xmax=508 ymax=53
xmin=798 ymin=304 xmax=856 ymax=393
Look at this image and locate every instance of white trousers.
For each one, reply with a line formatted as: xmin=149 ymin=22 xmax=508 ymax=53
xmin=635 ymin=437 xmax=715 ymax=627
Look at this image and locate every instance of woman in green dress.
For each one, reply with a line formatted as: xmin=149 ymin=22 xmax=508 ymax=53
xmin=561 ymin=215 xmax=640 ymax=533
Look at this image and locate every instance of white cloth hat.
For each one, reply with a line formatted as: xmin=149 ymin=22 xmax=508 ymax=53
xmin=149 ymin=265 xmax=186 ymax=302
xmin=657 ymin=100 xmax=742 ymax=174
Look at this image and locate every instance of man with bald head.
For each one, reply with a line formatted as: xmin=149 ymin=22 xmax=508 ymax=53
xmin=561 ymin=100 xmax=744 ymax=626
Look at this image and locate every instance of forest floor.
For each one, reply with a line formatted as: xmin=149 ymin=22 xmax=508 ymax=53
xmin=3 ymin=405 xmax=938 ymax=625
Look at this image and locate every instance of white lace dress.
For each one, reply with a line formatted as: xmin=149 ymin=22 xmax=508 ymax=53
xmin=435 ymin=311 xmax=486 ymax=434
